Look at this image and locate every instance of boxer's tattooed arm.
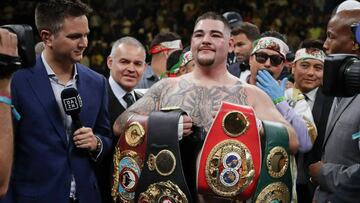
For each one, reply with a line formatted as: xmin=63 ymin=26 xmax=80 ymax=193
xmin=113 ymin=79 xmax=173 ymax=136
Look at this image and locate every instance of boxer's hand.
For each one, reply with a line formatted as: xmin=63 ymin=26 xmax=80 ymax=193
xmin=183 ymin=115 xmax=193 ymax=137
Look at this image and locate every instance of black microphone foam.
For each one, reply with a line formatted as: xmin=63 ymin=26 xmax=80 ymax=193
xmin=61 ymin=87 xmax=83 ymax=130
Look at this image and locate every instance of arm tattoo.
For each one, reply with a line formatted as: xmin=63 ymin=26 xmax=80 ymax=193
xmin=114 ymin=79 xmax=172 ymax=134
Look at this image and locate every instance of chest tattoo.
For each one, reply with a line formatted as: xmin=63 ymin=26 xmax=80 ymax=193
xmin=160 ymin=80 xmax=248 ymax=130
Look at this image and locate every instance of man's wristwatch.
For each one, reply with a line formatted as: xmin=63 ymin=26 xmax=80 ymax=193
xmin=95 ymin=136 xmax=102 ymax=151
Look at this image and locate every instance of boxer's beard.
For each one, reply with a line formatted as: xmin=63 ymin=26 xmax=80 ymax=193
xmin=197 ymin=56 xmax=215 ymax=67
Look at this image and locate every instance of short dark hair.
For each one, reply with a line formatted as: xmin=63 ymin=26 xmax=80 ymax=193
xmin=35 ymin=0 xmax=92 ymax=34
xmin=150 ymin=32 xmax=181 ymax=48
xmin=260 ymin=30 xmax=287 ymax=43
xmin=194 ymin=12 xmax=231 ymax=35
xmin=231 ymin=22 xmax=260 ymax=41
xmin=298 ymin=39 xmax=324 ymax=50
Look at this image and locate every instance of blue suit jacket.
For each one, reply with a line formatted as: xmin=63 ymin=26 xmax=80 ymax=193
xmin=2 ymin=57 xmax=112 ymax=203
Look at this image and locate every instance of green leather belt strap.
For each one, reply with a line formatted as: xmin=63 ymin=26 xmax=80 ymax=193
xmin=253 ymin=121 xmax=292 ymax=203
xmin=135 ymin=110 xmax=192 ymax=202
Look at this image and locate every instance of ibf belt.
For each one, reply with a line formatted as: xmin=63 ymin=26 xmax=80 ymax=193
xmin=135 ymin=110 xmax=192 ymax=202
xmin=252 ymin=121 xmax=292 ymax=203
xmin=112 ymin=114 xmax=148 ymax=203
xmin=197 ymin=102 xmax=261 ymax=201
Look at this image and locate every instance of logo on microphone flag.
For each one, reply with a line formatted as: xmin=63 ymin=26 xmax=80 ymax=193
xmin=63 ymin=95 xmax=82 ymax=112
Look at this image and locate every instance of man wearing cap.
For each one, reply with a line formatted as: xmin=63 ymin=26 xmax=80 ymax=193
xmin=136 ymin=32 xmax=182 ymax=89
xmin=255 ymin=38 xmax=328 ymax=202
xmin=248 ymin=35 xmax=290 ymax=85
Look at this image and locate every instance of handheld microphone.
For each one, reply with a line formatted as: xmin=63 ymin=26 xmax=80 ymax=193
xmin=61 ymin=87 xmax=83 ymax=130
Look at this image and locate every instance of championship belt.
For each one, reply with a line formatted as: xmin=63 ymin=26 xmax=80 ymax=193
xmin=112 ymin=114 xmax=148 ymax=203
xmin=197 ymin=102 xmax=261 ymax=201
xmin=135 ymin=110 xmax=192 ymax=203
xmin=252 ymin=121 xmax=292 ymax=203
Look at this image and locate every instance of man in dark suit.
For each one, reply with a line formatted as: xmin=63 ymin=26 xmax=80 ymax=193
xmin=287 ymin=39 xmax=333 ymax=203
xmin=227 ymin=22 xmax=260 ymax=82
xmin=1 ymin=1 xmax=112 ymax=203
xmin=309 ymin=9 xmax=360 ymax=203
xmin=96 ymin=36 xmax=146 ymax=203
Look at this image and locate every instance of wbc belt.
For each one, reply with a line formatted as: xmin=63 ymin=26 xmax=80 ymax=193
xmin=112 ymin=114 xmax=148 ymax=203
xmin=197 ymin=102 xmax=261 ymax=201
xmin=135 ymin=110 xmax=192 ymax=203
xmin=252 ymin=121 xmax=292 ymax=203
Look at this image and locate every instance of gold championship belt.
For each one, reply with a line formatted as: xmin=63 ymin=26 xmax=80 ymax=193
xmin=112 ymin=115 xmax=148 ymax=203
xmin=252 ymin=121 xmax=292 ymax=203
xmin=197 ymin=102 xmax=262 ymax=201
xmin=135 ymin=110 xmax=192 ymax=202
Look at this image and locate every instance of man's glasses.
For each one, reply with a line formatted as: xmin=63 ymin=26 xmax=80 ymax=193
xmin=253 ymin=52 xmax=284 ymax=66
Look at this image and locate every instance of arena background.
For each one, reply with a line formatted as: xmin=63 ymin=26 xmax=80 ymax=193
xmin=0 ymin=0 xmax=346 ymax=76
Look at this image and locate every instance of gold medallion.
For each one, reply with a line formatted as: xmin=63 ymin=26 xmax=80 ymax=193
xmin=205 ymin=140 xmax=255 ymax=197
xmin=222 ymin=111 xmax=250 ymax=137
xmin=255 ymin=182 xmax=290 ymax=203
xmin=303 ymin=116 xmax=318 ymax=143
xmin=138 ymin=180 xmax=188 ymax=203
xmin=112 ymin=149 xmax=143 ymax=202
xmin=147 ymin=149 xmax=176 ymax=176
xmin=125 ymin=121 xmax=145 ymax=147
xmin=266 ymin=147 xmax=289 ymax=178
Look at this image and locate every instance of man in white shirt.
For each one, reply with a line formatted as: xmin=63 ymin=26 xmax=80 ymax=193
xmin=96 ymin=36 xmax=146 ymax=203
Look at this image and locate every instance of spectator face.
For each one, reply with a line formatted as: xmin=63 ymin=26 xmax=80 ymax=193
xmin=46 ymin=16 xmax=89 ymax=64
xmin=191 ymin=19 xmax=230 ymax=68
xmin=323 ymin=15 xmax=354 ymax=54
xmin=292 ymin=59 xmax=324 ymax=93
xmin=107 ymin=43 xmax=146 ymax=92
xmin=249 ymin=49 xmax=285 ymax=81
xmin=233 ymin=33 xmax=253 ymax=62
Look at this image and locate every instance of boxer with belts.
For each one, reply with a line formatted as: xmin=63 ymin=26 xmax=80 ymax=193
xmin=113 ymin=12 xmax=299 ymax=202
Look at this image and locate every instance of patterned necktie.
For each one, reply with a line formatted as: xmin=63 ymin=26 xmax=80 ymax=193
xmin=123 ymin=92 xmax=135 ymax=108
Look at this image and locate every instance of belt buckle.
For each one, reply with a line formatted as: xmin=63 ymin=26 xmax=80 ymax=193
xmin=206 ymin=139 xmax=255 ymax=197
xmin=147 ymin=149 xmax=176 ymax=176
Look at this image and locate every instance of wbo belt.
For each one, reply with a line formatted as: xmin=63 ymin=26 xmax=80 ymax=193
xmin=252 ymin=121 xmax=292 ymax=203
xmin=112 ymin=114 xmax=148 ymax=203
xmin=197 ymin=102 xmax=261 ymax=201
xmin=135 ymin=110 xmax=192 ymax=203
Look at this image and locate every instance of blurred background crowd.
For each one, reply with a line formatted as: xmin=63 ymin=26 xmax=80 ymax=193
xmin=0 ymin=0 xmax=345 ymax=76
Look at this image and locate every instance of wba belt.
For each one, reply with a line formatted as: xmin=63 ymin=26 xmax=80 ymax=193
xmin=135 ymin=110 xmax=192 ymax=203
xmin=197 ymin=102 xmax=261 ymax=201
xmin=112 ymin=114 xmax=148 ymax=203
xmin=252 ymin=121 xmax=292 ymax=203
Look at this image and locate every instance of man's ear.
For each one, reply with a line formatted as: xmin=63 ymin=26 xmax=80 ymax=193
xmin=106 ymin=56 xmax=113 ymax=70
xmin=228 ymin=37 xmax=234 ymax=53
xmin=39 ymin=30 xmax=52 ymax=46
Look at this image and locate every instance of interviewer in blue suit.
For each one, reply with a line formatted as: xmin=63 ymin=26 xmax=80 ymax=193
xmin=0 ymin=1 xmax=112 ymax=203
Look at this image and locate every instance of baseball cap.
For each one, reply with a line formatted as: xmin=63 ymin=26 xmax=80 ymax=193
xmin=223 ymin=11 xmax=243 ymax=29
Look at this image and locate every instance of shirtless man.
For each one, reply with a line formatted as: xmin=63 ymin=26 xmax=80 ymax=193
xmin=114 ymin=11 xmax=298 ymax=154
xmin=113 ymin=11 xmax=298 ymax=203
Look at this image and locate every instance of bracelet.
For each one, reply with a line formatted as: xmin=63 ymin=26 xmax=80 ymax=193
xmin=273 ymin=96 xmax=285 ymax=105
xmin=0 ymin=94 xmax=11 ymax=99
xmin=0 ymin=96 xmax=21 ymax=120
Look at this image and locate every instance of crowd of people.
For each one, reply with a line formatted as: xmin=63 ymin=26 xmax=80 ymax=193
xmin=0 ymin=0 xmax=347 ymax=77
xmin=0 ymin=0 xmax=360 ymax=203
